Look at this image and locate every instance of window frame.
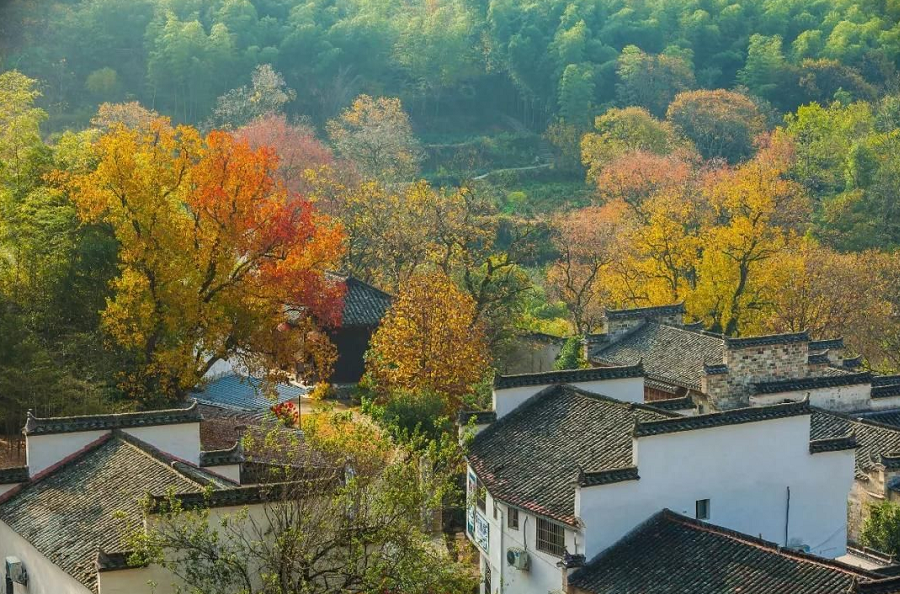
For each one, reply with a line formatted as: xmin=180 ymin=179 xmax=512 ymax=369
xmin=696 ymin=498 xmax=710 ymax=520
xmin=535 ymin=517 xmax=566 ymax=557
xmin=508 ymin=507 xmax=519 ymax=530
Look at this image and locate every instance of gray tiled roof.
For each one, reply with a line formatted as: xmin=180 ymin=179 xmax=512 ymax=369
xmin=194 ymin=374 xmax=306 ymax=411
xmin=0 ymin=432 xmax=233 ymax=592
xmin=753 ymin=372 xmax=872 ymax=395
xmin=858 ymin=409 xmax=900 ymax=429
xmin=340 ymin=276 xmax=392 ymax=327
xmin=23 ymin=401 xmax=201 ymax=436
xmin=466 ymin=385 xmax=673 ymax=525
xmin=811 ymin=410 xmax=900 ymax=474
xmin=493 ymin=363 xmax=644 ymax=390
xmin=809 ymin=338 xmax=846 ymax=351
xmin=590 ymin=323 xmax=725 ymax=390
xmin=569 ymin=509 xmax=892 ymax=594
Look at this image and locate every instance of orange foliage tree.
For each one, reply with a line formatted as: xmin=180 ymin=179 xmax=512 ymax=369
xmin=66 ymin=118 xmax=346 ymax=403
xmin=365 ymin=271 xmax=488 ymax=408
xmin=546 ymin=202 xmax=628 ymax=334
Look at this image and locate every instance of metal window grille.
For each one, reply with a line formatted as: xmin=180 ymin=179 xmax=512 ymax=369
xmin=484 ymin=560 xmax=492 ymax=594
xmin=536 ymin=517 xmax=566 ymax=556
xmin=508 ymin=507 xmax=519 ymax=530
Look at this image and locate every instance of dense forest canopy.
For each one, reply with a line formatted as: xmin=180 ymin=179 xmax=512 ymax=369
xmin=3 ymin=0 xmax=900 ymax=131
xmin=3 ymin=0 xmax=900 ymax=433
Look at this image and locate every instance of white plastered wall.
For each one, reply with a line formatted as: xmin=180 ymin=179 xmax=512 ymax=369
xmin=576 ymin=414 xmax=854 ymax=560
xmin=26 ymin=430 xmax=108 ymax=475
xmin=493 ymin=376 xmax=644 ymax=419
xmin=0 ymin=519 xmax=92 ymax=594
xmin=123 ymin=423 xmax=201 ymax=465
xmin=750 ymin=384 xmax=871 ymax=412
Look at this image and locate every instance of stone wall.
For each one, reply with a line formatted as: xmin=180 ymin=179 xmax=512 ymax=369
xmin=703 ymin=334 xmax=810 ymax=410
xmin=603 ymin=304 xmax=685 ymax=341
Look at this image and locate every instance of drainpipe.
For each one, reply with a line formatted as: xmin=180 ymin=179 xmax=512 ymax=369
xmin=785 ymin=486 xmax=791 ymax=547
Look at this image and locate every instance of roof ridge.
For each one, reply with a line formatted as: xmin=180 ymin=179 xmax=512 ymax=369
xmin=0 ymin=432 xmax=114 ymax=506
xmin=633 ymin=400 xmax=811 ymax=437
xmin=493 ymin=362 xmax=645 ymax=389
xmin=24 ymin=400 xmax=200 ymax=435
xmin=661 ymin=510 xmax=883 ymax=579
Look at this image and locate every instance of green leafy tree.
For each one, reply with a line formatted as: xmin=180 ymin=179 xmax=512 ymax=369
xmin=616 ymin=46 xmax=695 ymax=117
xmin=666 ymin=89 xmax=765 ymax=163
xmin=861 ymin=501 xmax=900 ymax=556
xmin=129 ymin=413 xmax=477 ymax=594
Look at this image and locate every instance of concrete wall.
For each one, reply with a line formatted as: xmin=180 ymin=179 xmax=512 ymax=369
xmin=493 ymin=377 xmax=644 ymax=420
xmin=26 ymin=430 xmax=108 ymax=475
xmin=123 ymin=423 xmax=202 ymax=466
xmin=750 ymin=384 xmax=871 ymax=412
xmin=576 ymin=414 xmax=854 ymax=560
xmin=0 ymin=519 xmax=92 ymax=594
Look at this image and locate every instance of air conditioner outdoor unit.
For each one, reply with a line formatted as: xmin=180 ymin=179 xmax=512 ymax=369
xmin=507 ymin=547 xmax=530 ymax=571
xmin=5 ymin=556 xmax=27 ymax=585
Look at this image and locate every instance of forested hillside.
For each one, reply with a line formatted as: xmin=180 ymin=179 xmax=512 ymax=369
xmin=3 ymin=0 xmax=900 ymax=432
xmin=2 ymin=0 xmax=899 ymax=129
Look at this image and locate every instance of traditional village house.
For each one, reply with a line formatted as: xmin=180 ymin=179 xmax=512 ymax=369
xmin=0 ymin=404 xmax=292 ymax=594
xmin=459 ymin=365 xmax=880 ymax=594
xmin=586 ymin=303 xmax=900 ymax=413
xmin=325 ymin=274 xmax=392 ymax=385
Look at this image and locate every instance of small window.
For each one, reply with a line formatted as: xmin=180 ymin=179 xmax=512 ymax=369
xmin=696 ymin=499 xmax=710 ymax=520
xmin=476 ymin=478 xmax=486 ymax=512
xmin=484 ymin=559 xmax=492 ymax=594
xmin=508 ymin=507 xmax=519 ymax=530
xmin=536 ymin=517 xmax=566 ymax=557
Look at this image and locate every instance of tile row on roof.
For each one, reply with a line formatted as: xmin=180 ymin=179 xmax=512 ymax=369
xmin=568 ymin=509 xmax=898 ymax=594
xmin=578 ymin=467 xmax=640 ymax=487
xmin=810 ymin=338 xmax=846 ymax=351
xmin=603 ymin=303 xmax=685 ymax=320
xmin=809 ymin=433 xmax=858 ymax=454
xmin=724 ymin=330 xmax=810 ymax=349
xmin=874 ymin=384 xmax=900 ymax=399
xmin=753 ymin=372 xmax=873 ymax=395
xmin=23 ymin=401 xmax=201 ymax=436
xmin=493 ymin=363 xmax=644 ymax=390
xmin=0 ymin=466 xmax=28 ymax=484
xmin=199 ymin=441 xmax=245 ymax=467
xmin=645 ymin=396 xmax=694 ymax=411
xmin=457 ymin=410 xmax=498 ymax=425
xmin=809 ymin=352 xmax=832 ymax=365
xmin=632 ymin=400 xmax=811 ymax=438
xmin=874 ymin=375 xmax=900 ymax=387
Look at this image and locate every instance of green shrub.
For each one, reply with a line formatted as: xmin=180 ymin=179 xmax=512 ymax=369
xmin=555 ymin=336 xmax=587 ymax=370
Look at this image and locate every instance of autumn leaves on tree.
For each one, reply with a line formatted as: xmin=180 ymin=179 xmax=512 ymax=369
xmin=65 ymin=118 xmax=345 ymax=403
